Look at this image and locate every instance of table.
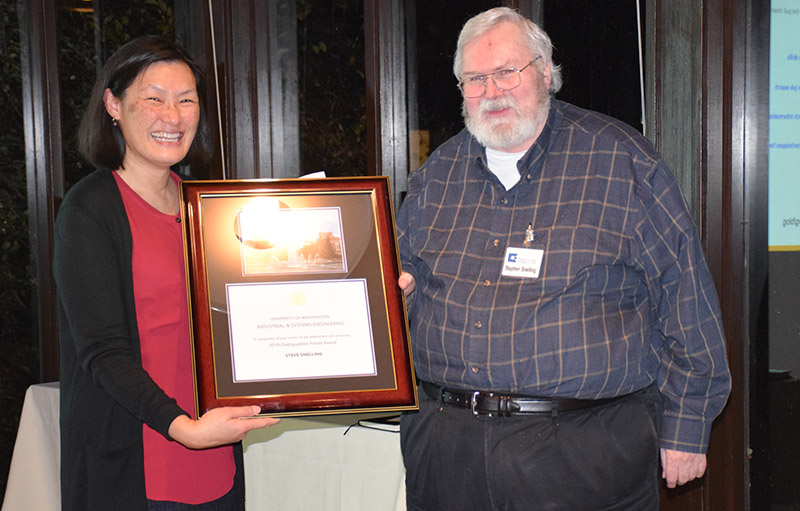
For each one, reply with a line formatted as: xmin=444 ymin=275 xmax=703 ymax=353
xmin=2 ymin=382 xmax=60 ymax=511
xmin=2 ymin=383 xmax=406 ymax=511
xmin=243 ymin=415 xmax=405 ymax=510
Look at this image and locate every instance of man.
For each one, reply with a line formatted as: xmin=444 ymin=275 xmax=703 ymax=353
xmin=396 ymin=7 xmax=731 ymax=511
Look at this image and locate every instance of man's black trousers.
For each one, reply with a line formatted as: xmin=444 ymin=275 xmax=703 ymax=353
xmin=400 ymin=384 xmax=662 ymax=511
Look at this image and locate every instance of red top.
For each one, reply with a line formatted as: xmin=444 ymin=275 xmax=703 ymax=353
xmin=115 ymin=172 xmax=235 ymax=504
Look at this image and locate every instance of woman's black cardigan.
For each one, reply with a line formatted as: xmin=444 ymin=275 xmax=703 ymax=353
xmin=54 ymin=169 xmax=244 ymax=511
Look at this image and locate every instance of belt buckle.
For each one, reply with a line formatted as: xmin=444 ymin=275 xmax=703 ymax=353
xmin=471 ymin=391 xmax=500 ymax=417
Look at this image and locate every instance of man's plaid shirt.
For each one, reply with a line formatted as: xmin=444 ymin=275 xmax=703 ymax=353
xmin=397 ymin=99 xmax=731 ymax=453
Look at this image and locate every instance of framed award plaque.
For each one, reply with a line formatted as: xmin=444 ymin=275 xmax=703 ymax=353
xmin=180 ymin=176 xmax=417 ymax=418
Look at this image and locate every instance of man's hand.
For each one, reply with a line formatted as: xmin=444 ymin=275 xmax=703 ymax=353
xmin=660 ymin=448 xmax=707 ymax=488
xmin=398 ymin=271 xmax=416 ymax=297
xmin=169 ymin=406 xmax=280 ymax=450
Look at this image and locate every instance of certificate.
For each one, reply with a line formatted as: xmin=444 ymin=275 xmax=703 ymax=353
xmin=180 ymin=177 xmax=417 ymax=417
xmin=226 ymin=279 xmax=376 ymax=382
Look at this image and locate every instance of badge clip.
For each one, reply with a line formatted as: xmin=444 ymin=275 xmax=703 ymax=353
xmin=523 ymin=223 xmax=535 ymax=247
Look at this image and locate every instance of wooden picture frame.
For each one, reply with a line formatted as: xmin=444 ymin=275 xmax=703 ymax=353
xmin=180 ymin=177 xmax=417 ymax=417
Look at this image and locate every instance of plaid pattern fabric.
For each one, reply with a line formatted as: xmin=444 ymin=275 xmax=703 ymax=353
xmin=397 ymin=99 xmax=731 ymax=453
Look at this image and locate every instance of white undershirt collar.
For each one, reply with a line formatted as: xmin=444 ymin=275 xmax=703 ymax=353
xmin=485 ymin=147 xmax=527 ymax=190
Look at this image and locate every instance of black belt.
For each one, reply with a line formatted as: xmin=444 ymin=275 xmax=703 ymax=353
xmin=421 ymin=380 xmax=626 ymax=417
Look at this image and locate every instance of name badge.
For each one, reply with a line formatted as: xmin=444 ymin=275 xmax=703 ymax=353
xmin=502 ymin=247 xmax=544 ymax=279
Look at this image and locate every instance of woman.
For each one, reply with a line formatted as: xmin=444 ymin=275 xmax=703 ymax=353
xmin=53 ymin=36 xmax=278 ymax=511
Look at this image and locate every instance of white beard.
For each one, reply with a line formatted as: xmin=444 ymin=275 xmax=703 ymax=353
xmin=463 ymin=94 xmax=550 ymax=151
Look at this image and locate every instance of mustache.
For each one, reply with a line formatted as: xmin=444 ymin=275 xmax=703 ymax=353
xmin=477 ymin=96 xmax=521 ymax=117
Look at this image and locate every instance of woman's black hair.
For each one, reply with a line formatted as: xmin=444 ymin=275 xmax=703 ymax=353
xmin=77 ymin=35 xmax=213 ymax=170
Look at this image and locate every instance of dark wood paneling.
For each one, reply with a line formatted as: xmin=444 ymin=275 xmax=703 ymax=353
xmin=701 ymin=0 xmax=749 ymax=509
xmin=745 ymin=0 xmax=771 ymax=506
xmin=18 ymin=0 xmax=64 ymax=383
xmin=365 ymin=0 xmax=409 ymax=206
xmin=655 ymin=0 xmax=751 ymax=509
xmin=208 ymin=0 xmax=291 ymax=180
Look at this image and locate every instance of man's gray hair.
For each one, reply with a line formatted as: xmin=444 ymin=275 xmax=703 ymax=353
xmin=453 ymin=7 xmax=563 ymax=94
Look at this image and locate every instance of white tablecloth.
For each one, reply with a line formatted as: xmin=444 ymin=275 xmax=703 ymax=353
xmin=2 ymin=383 xmax=406 ymax=511
xmin=243 ymin=416 xmax=405 ymax=511
xmin=2 ymin=382 xmax=61 ymax=511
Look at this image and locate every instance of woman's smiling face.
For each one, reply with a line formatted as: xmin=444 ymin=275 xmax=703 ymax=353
xmin=105 ymin=60 xmax=200 ymax=172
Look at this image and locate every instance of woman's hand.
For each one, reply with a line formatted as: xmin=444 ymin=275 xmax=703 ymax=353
xmin=168 ymin=406 xmax=280 ymax=450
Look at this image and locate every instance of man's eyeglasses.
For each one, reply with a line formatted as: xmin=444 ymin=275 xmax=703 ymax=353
xmin=458 ymin=56 xmax=542 ymax=98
